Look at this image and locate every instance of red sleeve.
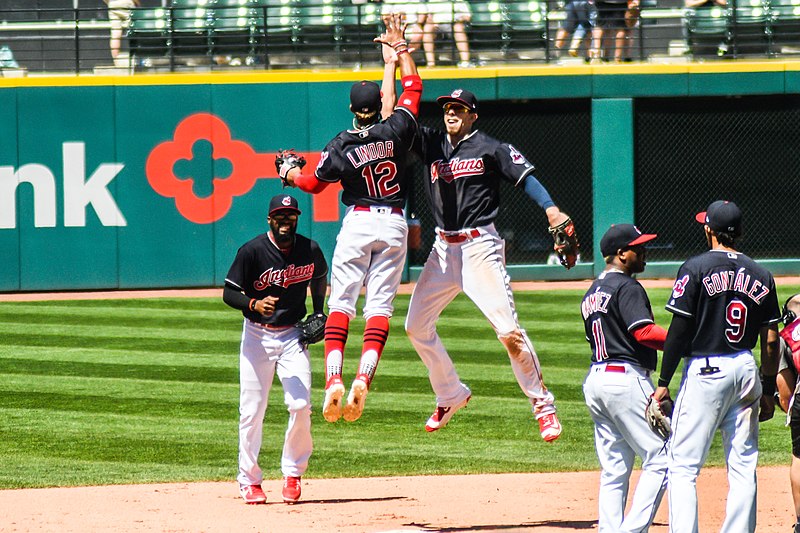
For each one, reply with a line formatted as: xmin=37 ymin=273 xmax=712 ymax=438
xmin=294 ymin=173 xmax=328 ymax=194
xmin=632 ymin=323 xmax=667 ymax=351
xmin=396 ymin=74 xmax=422 ymax=117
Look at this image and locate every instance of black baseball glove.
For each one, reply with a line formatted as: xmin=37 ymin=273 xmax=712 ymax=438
xmin=645 ymin=394 xmax=674 ymax=440
xmin=274 ymin=149 xmax=306 ymax=187
xmin=295 ymin=312 xmax=327 ymax=345
xmin=548 ymin=216 xmax=580 ymax=270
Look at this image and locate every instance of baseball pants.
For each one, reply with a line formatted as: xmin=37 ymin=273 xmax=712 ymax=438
xmin=583 ymin=362 xmax=668 ymax=533
xmin=237 ymin=320 xmax=312 ymax=486
xmin=405 ymin=224 xmax=555 ymax=414
xmin=668 ymin=352 xmax=761 ymax=533
xmin=327 ymin=206 xmax=408 ymax=319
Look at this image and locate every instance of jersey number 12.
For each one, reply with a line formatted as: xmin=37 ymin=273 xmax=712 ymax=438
xmin=362 ymin=161 xmax=399 ymax=198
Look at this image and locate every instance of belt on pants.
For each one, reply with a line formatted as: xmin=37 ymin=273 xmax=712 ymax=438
xmin=593 ymin=362 xmax=651 ymax=377
xmin=438 ymin=228 xmax=481 ymax=244
xmin=248 ymin=320 xmax=293 ymax=330
xmin=353 ymin=205 xmax=404 ymax=216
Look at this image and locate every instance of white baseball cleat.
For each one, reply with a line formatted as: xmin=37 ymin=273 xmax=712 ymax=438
xmin=538 ymin=412 xmax=562 ymax=442
xmin=343 ymin=374 xmax=369 ymax=422
xmin=425 ymin=395 xmax=471 ymax=432
xmin=323 ymin=376 xmax=345 ymax=423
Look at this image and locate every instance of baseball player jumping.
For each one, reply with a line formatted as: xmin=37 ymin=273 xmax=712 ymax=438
xmin=277 ymin=14 xmax=422 ymax=423
xmin=404 ymin=88 xmax=578 ymax=441
xmin=581 ymin=224 xmax=668 ymax=532
xmin=652 ymin=200 xmax=781 ymax=532
xmin=223 ymin=194 xmax=328 ymax=505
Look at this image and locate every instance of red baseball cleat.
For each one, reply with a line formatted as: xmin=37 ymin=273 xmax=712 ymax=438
xmin=239 ymin=484 xmax=267 ymax=504
xmin=538 ymin=412 xmax=562 ymax=442
xmin=425 ymin=395 xmax=471 ymax=432
xmin=282 ymin=476 xmax=301 ymax=504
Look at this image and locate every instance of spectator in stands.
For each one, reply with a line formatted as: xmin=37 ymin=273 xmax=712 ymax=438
xmin=555 ymin=0 xmax=599 ymax=59
xmin=104 ymin=0 xmax=141 ymax=67
xmin=592 ymin=0 xmax=639 ymax=62
xmin=419 ymin=1 xmax=474 ymax=68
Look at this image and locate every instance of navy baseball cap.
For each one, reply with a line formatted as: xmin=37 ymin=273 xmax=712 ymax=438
xmin=268 ymin=194 xmax=301 ymax=215
xmin=695 ymin=200 xmax=741 ymax=236
xmin=600 ymin=224 xmax=657 ymax=257
xmin=437 ymin=89 xmax=478 ymax=112
xmin=350 ymin=80 xmax=381 ymax=114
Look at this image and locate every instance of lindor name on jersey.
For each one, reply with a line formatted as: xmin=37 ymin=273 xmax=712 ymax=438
xmin=701 ymin=268 xmax=770 ymax=304
xmin=346 ymin=141 xmax=395 ymax=169
xmin=254 ymin=263 xmax=315 ymax=290
xmin=430 ymin=157 xmax=484 ymax=183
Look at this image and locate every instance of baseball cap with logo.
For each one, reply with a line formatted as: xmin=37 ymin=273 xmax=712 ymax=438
xmin=268 ymin=194 xmax=301 ymax=216
xmin=436 ymin=89 xmax=478 ymax=112
xmin=695 ymin=200 xmax=741 ymax=236
xmin=600 ymin=224 xmax=658 ymax=257
xmin=350 ymin=80 xmax=381 ymax=114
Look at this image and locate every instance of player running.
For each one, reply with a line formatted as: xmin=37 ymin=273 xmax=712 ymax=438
xmin=581 ymin=224 xmax=668 ymax=532
xmin=652 ymin=200 xmax=781 ymax=532
xmin=223 ymin=194 xmax=328 ymax=505
xmin=277 ymin=13 xmax=422 ymax=423
xmin=404 ymin=88 xmax=577 ymax=441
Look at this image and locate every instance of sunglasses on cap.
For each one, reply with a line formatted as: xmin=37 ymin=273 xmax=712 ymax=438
xmin=443 ymin=102 xmax=472 ymax=114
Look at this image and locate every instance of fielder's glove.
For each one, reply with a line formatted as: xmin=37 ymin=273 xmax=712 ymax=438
xmin=295 ymin=312 xmax=327 ymax=345
xmin=274 ymin=149 xmax=306 ymax=187
xmin=645 ymin=394 xmax=673 ymax=440
xmin=548 ymin=216 xmax=580 ymax=270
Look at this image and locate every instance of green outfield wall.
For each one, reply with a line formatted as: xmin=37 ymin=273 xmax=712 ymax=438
xmin=1 ymin=62 xmax=799 ymax=291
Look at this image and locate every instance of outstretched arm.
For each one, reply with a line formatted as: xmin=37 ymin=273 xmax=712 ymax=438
xmin=380 ymin=44 xmax=398 ymax=120
xmin=375 ymin=13 xmax=422 ymax=117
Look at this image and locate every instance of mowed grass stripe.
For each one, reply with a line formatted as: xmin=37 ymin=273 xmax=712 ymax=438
xmin=0 ymin=286 xmax=797 ymax=488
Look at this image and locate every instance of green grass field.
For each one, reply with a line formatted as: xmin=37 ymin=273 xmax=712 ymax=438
xmin=0 ymin=285 xmax=797 ymax=489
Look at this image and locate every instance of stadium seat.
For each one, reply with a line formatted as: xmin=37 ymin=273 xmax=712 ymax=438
xmin=684 ymin=5 xmax=731 ymax=57
xmin=504 ymin=0 xmax=548 ymax=52
xmin=211 ymin=4 xmax=260 ymax=60
xmin=128 ymin=7 xmax=170 ymax=60
xmin=769 ymin=0 xmax=800 ymax=49
xmin=468 ymin=1 xmax=505 ymax=54
xmin=292 ymin=4 xmax=340 ymax=61
xmin=338 ymin=2 xmax=382 ymax=64
xmin=730 ymin=1 xmax=770 ymax=54
xmin=170 ymin=0 xmax=214 ymax=56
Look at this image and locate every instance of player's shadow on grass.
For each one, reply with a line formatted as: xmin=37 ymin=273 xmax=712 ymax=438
xmin=267 ymin=495 xmax=408 ymax=505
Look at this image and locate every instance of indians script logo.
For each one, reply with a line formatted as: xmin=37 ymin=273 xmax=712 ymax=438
xmin=254 ymin=264 xmax=315 ymax=290
xmin=146 ymin=113 xmax=338 ymax=224
xmin=430 ymin=157 xmax=484 ymax=183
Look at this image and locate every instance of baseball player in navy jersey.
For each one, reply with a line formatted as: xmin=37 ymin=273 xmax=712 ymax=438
xmin=652 ymin=200 xmax=781 ymax=532
xmin=581 ymin=224 xmax=668 ymax=532
xmin=281 ymin=14 xmax=422 ymax=424
xmin=223 ymin=194 xmax=328 ymax=505
xmin=775 ymin=293 xmax=800 ymax=532
xmin=403 ymin=88 xmax=573 ymax=441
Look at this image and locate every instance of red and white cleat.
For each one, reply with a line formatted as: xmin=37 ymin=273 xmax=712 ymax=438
xmin=538 ymin=412 xmax=562 ymax=442
xmin=343 ymin=373 xmax=370 ymax=422
xmin=425 ymin=395 xmax=471 ymax=432
xmin=323 ymin=375 xmax=345 ymax=423
xmin=282 ymin=476 xmax=301 ymax=504
xmin=239 ymin=484 xmax=267 ymax=504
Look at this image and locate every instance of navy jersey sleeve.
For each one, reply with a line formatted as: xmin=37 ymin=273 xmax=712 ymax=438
xmin=666 ymin=262 xmax=698 ymax=318
xmin=617 ymin=282 xmax=655 ymax=331
xmin=311 ymin=240 xmax=328 ymax=280
xmin=414 ymin=125 xmax=439 ymax=160
xmin=314 ymin=138 xmax=345 ymax=184
xmin=494 ymin=142 xmax=537 ymax=186
xmin=225 ymin=245 xmax=250 ymax=292
xmin=763 ymin=276 xmax=781 ymax=325
xmin=384 ymin=107 xmax=418 ymax=149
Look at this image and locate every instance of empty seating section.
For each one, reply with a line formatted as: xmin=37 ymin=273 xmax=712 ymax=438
xmin=122 ymin=0 xmax=800 ymax=68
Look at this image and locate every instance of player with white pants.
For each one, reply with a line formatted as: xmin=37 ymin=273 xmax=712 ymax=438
xmin=405 ymin=88 xmax=575 ymax=440
xmin=223 ymin=194 xmax=328 ymax=505
xmin=652 ymin=200 xmax=781 ymax=532
xmin=581 ymin=224 xmax=669 ymax=532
